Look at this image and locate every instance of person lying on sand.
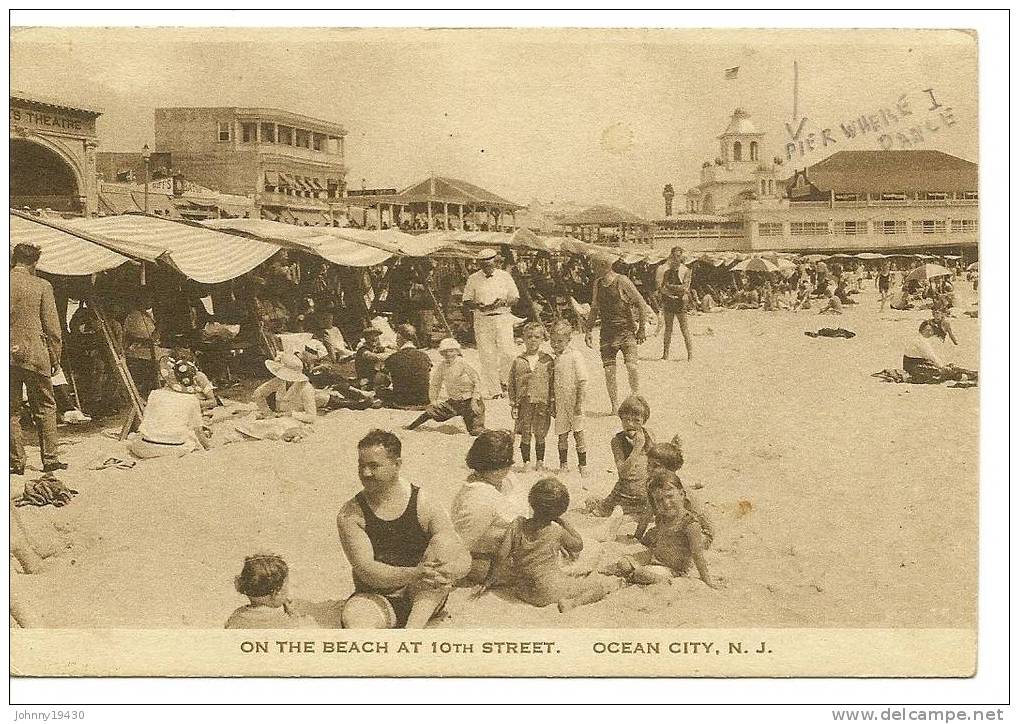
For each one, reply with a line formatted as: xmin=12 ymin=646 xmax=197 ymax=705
xmin=604 ymin=470 xmax=717 ymax=589
xmin=818 ymin=290 xmax=843 ymax=315
xmin=338 ymin=429 xmax=471 ymax=629
xmin=481 ymin=477 xmax=623 ymax=613
xmin=225 ymin=554 xmax=316 ymax=629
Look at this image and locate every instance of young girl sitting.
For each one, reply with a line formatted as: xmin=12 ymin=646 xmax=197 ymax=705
xmin=607 ymin=470 xmax=717 ymax=589
xmin=587 ymin=395 xmax=654 ymax=538
xmin=405 ymin=337 xmax=485 ymax=435
xmin=225 ymin=554 xmax=316 ymax=629
xmin=483 ymin=478 xmax=622 ymax=613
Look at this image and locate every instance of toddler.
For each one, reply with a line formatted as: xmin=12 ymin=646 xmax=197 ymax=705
xmin=225 ymin=554 xmax=316 ymax=629
xmin=483 ymin=478 xmax=622 ymax=613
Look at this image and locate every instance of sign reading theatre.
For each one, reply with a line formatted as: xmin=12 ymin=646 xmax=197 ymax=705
xmin=10 ymin=103 xmax=96 ymax=137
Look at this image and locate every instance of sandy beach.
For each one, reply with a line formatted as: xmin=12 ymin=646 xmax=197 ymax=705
xmin=11 ymin=285 xmax=979 ymax=630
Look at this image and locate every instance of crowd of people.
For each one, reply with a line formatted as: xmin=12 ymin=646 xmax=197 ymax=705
xmin=11 ymin=236 xmax=976 ymax=629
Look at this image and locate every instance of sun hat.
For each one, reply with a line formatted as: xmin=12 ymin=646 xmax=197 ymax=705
xmin=362 ymin=326 xmax=383 ymax=338
xmin=476 ymin=248 xmax=498 ymax=262
xmin=264 ymin=352 xmax=308 ymax=383
xmin=158 ymin=356 xmax=200 ymax=394
xmin=438 ymin=337 xmax=462 ymax=353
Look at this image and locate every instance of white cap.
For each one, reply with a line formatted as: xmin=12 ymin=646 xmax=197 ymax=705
xmin=438 ymin=337 xmax=462 ymax=353
xmin=476 ymin=248 xmax=498 ymax=261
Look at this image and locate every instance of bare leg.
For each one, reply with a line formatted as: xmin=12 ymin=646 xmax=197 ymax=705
xmin=404 ymin=586 xmax=450 ymax=629
xmin=625 ymin=362 xmax=639 ymax=395
xmin=603 ymin=363 xmax=618 ymax=414
xmin=662 ymin=310 xmax=674 ymax=359
xmin=558 ymin=577 xmax=621 ymax=612
xmin=676 ymin=310 xmax=693 ymax=361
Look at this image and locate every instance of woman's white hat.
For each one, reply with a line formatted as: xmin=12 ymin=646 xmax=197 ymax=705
xmin=476 ymin=248 xmax=498 ymax=261
xmin=264 ymin=352 xmax=308 ymax=382
xmin=438 ymin=337 xmax=462 ymax=353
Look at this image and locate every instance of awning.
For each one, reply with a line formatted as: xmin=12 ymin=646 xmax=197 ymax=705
xmin=290 ymin=208 xmax=330 ymax=226
xmin=310 ymin=178 xmax=325 ymax=191
xmin=204 ymin=218 xmax=395 ymax=268
xmin=432 ymin=228 xmax=555 ymax=253
xmin=278 ymin=173 xmax=295 ymax=189
xmin=10 ymin=211 xmax=132 ymax=276
xmin=58 ymin=214 xmax=280 ymax=284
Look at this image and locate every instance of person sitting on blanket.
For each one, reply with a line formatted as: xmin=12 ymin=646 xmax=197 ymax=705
xmin=902 ymin=320 xmax=977 ymax=384
xmin=127 ymin=356 xmax=212 ymax=460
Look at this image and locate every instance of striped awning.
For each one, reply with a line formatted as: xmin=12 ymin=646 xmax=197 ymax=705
xmin=10 ymin=212 xmax=132 ymax=276
xmin=204 ymin=218 xmax=394 ymax=268
xmin=56 ymin=214 xmax=279 ymax=284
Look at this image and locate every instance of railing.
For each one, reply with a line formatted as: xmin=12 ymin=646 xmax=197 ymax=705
xmin=791 ymin=198 xmax=979 ymax=209
xmin=255 ymin=143 xmax=344 ymax=165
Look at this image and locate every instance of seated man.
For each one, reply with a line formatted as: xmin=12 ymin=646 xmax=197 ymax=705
xmin=377 ymin=324 xmax=432 ymax=409
xmin=337 ymin=430 xmax=471 ymax=628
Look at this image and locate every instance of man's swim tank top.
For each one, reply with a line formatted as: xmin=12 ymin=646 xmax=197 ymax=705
xmin=354 ymin=485 xmax=430 ymax=591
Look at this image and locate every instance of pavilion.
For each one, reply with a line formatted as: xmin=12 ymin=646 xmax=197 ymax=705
xmin=334 ymin=175 xmax=523 ymax=232
xmin=557 ymin=205 xmax=653 ymax=246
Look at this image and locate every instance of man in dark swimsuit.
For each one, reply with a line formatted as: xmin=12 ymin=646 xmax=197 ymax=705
xmin=585 ymin=255 xmax=647 ymax=414
xmin=337 ymin=429 xmax=471 ymax=628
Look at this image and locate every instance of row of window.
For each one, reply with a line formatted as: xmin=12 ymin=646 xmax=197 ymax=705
xmin=217 ymin=121 xmax=340 ymax=153
xmin=758 ymin=219 xmax=979 ymax=236
xmin=832 ymin=191 xmax=978 ymax=201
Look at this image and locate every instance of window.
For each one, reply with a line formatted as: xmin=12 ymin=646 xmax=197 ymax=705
xmin=912 ymin=220 xmax=946 ymax=234
xmin=790 ymin=222 xmax=830 ymax=236
xmin=295 ymin=129 xmax=309 ymax=148
xmin=835 ymin=221 xmax=867 ymax=235
xmin=749 ymin=141 xmax=758 ymax=161
xmin=260 ymin=123 xmax=276 ymax=143
xmin=880 ymin=192 xmax=906 ymax=201
xmin=733 ymin=141 xmax=742 ymax=161
xmin=951 ymin=219 xmax=978 ymax=233
xmin=960 ymin=191 xmax=978 ymax=200
xmin=241 ymin=123 xmax=256 ymax=143
xmin=217 ymin=122 xmax=231 ymax=142
xmin=880 ymin=220 xmax=907 ymax=235
xmin=925 ymin=192 xmax=948 ymax=200
xmin=312 ymin=134 xmax=324 ymax=152
xmin=758 ymin=222 xmax=783 ymax=237
xmin=278 ymin=126 xmax=293 ymax=145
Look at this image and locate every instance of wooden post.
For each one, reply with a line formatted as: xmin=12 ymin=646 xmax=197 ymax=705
xmin=427 ymin=201 xmax=433 ymax=229
xmin=459 ymin=203 xmax=465 ymax=229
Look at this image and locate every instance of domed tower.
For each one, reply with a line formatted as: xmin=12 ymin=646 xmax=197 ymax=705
xmin=718 ymin=108 xmax=764 ymax=166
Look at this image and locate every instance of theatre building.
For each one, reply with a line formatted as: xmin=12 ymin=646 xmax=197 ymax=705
xmin=153 ymin=107 xmax=347 ymax=225
xmin=9 ymin=91 xmax=102 ymax=216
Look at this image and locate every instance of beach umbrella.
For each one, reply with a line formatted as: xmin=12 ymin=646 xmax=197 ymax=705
xmin=905 ymin=263 xmax=953 ymax=283
xmin=966 ymin=261 xmax=978 ymax=271
xmin=773 ymin=257 xmax=796 ymax=271
xmin=732 ymin=257 xmax=779 ymax=273
xmin=855 ymin=252 xmax=888 ymax=260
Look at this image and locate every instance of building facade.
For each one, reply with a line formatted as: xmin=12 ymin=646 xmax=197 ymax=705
xmin=153 ymin=107 xmax=347 ymax=225
xmin=656 ymin=108 xmax=978 ymax=258
xmin=10 ymin=91 xmax=102 ymax=216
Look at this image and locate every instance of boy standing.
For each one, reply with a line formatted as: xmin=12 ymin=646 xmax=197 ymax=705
xmin=507 ymin=322 xmax=554 ymax=470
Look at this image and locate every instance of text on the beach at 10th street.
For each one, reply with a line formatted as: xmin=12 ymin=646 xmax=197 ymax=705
xmin=784 ymin=87 xmax=957 ymax=160
xmin=240 ymin=640 xmax=560 ymax=654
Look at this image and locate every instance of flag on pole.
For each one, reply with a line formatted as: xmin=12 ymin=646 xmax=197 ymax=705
xmin=725 ymin=66 xmax=740 ymax=80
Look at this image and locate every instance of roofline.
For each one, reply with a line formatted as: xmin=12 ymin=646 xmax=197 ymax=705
xmin=155 ymin=106 xmax=346 ymax=136
xmin=11 ymin=90 xmax=102 ymax=116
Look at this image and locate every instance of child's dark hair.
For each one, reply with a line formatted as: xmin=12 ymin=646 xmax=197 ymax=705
xmin=648 ymin=438 xmax=684 ymax=471
xmin=528 ymin=477 xmax=570 ymax=521
xmin=617 ymin=394 xmax=651 ymax=423
xmin=466 ymin=429 xmax=514 ymax=472
xmin=647 ymin=469 xmax=687 ymax=515
xmin=521 ymin=321 xmax=547 ymax=339
xmin=235 ymin=554 xmax=288 ymax=598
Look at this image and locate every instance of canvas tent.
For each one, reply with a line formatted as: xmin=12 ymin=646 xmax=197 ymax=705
xmin=10 ymin=211 xmax=132 ymax=276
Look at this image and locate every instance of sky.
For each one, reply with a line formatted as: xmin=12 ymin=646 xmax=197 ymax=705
xmin=10 ymin=27 xmax=978 ymax=217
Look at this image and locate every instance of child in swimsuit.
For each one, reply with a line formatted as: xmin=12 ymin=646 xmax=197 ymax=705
xmin=225 ymin=554 xmax=316 ymax=629
xmin=607 ymin=470 xmax=717 ymax=589
xmin=483 ymin=478 xmax=622 ymax=613
xmin=587 ymin=395 xmax=654 ymax=538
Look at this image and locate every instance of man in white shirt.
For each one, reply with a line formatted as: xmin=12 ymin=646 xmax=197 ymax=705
xmin=462 ymin=249 xmax=520 ymax=398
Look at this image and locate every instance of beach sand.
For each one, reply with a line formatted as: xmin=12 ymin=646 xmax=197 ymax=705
xmin=11 ymin=285 xmax=979 ymax=630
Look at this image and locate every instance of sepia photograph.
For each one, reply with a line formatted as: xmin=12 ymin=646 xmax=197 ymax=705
xmin=7 ymin=15 xmax=998 ymax=689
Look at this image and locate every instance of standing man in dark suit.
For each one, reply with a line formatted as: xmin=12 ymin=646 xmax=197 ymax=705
xmin=10 ymin=243 xmax=66 ymax=474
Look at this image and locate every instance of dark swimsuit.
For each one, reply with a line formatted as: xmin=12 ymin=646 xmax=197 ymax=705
xmin=354 ymin=485 xmax=431 ymax=627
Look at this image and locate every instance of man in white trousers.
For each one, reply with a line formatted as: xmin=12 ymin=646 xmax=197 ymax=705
xmin=462 ymin=249 xmax=519 ymax=399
